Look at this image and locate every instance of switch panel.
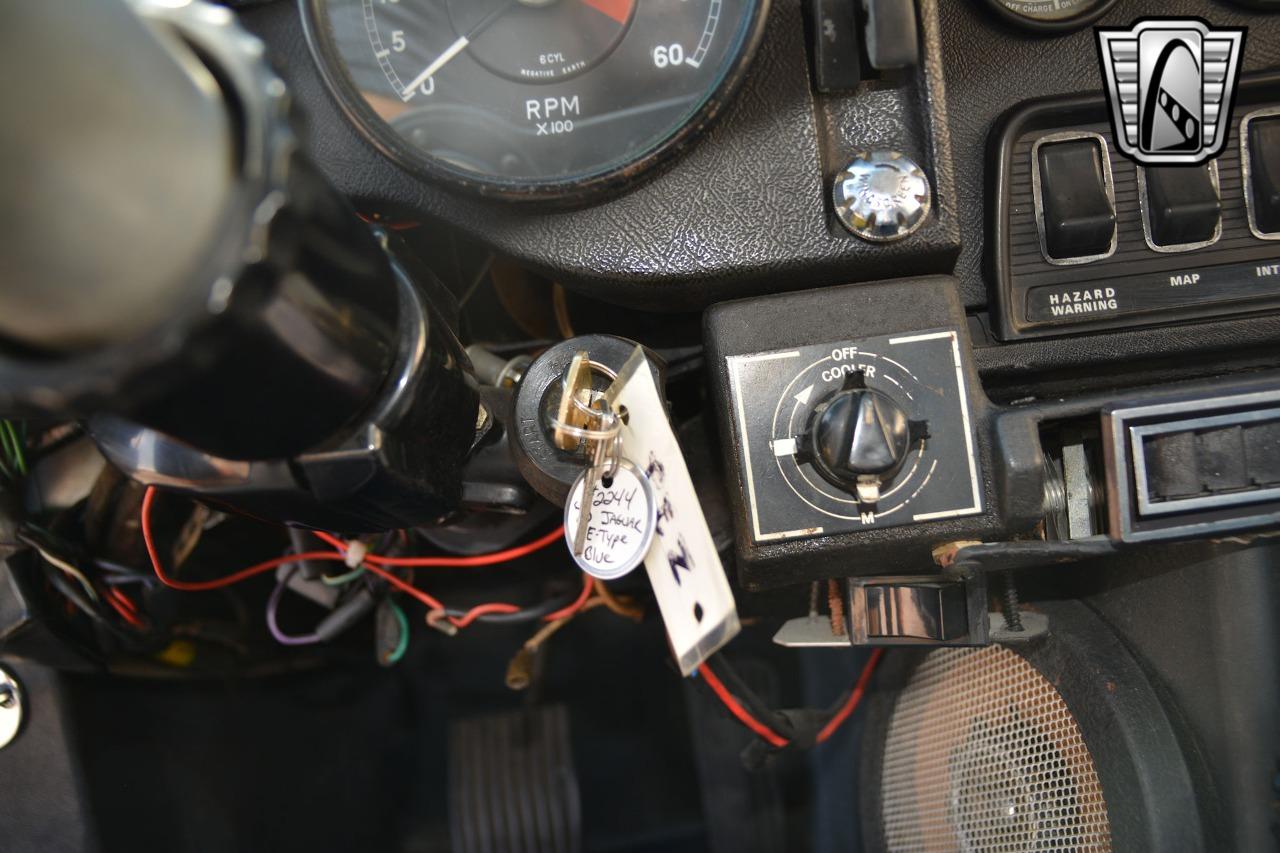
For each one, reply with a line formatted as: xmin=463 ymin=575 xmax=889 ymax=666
xmin=1244 ymin=108 xmax=1280 ymax=238
xmin=992 ymin=81 xmax=1280 ymax=339
xmin=1139 ymin=163 xmax=1221 ymax=251
xmin=1032 ymin=133 xmax=1116 ymax=263
xmin=724 ymin=329 xmax=982 ymax=543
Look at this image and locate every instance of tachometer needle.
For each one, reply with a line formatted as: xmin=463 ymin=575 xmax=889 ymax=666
xmin=400 ymin=0 xmax=517 ymax=102
xmin=401 ymin=36 xmax=469 ymax=101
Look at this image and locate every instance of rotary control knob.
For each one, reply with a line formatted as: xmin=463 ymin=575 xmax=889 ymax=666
xmin=803 ymin=372 xmax=927 ymax=505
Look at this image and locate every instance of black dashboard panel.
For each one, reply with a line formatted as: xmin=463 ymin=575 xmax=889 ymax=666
xmin=244 ymin=0 xmax=1280 ymax=322
xmin=247 ymin=0 xmax=962 ymax=310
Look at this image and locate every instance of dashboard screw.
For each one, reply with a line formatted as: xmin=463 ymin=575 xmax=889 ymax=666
xmin=832 ymin=150 xmax=932 ymax=242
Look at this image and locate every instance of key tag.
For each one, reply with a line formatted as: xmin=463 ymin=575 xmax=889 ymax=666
xmin=611 ymin=346 xmax=741 ymax=675
xmin=564 ymin=458 xmax=658 ymax=580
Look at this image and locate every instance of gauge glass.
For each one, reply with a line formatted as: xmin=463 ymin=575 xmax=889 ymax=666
xmin=304 ymin=0 xmax=766 ymax=196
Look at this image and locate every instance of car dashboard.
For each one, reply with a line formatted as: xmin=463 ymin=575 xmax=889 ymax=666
xmin=0 ymin=1 xmax=1278 ymax=851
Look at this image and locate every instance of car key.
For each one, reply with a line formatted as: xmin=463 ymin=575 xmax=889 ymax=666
xmin=553 ymin=357 xmax=656 ymax=579
xmin=571 ymin=414 xmax=613 ymax=556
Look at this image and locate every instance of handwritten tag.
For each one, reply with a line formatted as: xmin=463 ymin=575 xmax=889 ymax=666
xmin=564 ymin=461 xmax=656 ymax=580
xmin=612 ymin=347 xmax=741 ymax=675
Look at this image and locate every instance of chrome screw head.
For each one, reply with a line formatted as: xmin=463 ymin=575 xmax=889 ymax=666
xmin=832 ymin=150 xmax=932 ymax=242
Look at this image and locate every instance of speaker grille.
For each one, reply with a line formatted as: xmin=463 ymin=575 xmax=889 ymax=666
xmin=880 ymin=645 xmax=1112 ymax=852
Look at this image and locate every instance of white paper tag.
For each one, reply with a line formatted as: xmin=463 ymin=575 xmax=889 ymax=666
xmin=613 ymin=346 xmax=740 ymax=675
xmin=563 ymin=460 xmax=656 ymax=580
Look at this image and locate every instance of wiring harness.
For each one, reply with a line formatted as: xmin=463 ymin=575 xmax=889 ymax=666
xmin=140 ymin=487 xmax=591 ymax=630
xmin=11 ymin=465 xmax=885 ymax=748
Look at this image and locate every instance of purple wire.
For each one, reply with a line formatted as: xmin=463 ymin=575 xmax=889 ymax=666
xmin=266 ymin=567 xmax=324 ymax=646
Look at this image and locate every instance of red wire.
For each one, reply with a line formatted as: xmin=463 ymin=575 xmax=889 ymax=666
xmin=318 ymin=527 xmax=584 ymax=627
xmin=542 ymin=573 xmax=594 ymax=622
xmin=142 ymin=487 xmax=349 ymax=591
xmin=312 ymin=527 xmax=565 ymax=568
xmin=816 ymin=648 xmax=885 ymax=743
xmin=104 ymin=587 xmax=146 ymax=629
xmin=355 ymin=212 xmax=421 ymax=231
xmin=699 ymin=663 xmax=790 ymax=748
xmin=143 ymin=486 xmax=585 ymax=631
xmin=449 ymin=602 xmax=522 ymax=629
xmin=700 ymin=647 xmax=886 ymax=749
xmin=108 ymin=586 xmax=138 ymax=614
xmin=363 ymin=564 xmax=583 ymax=629
xmin=360 ymin=562 xmax=448 ymax=612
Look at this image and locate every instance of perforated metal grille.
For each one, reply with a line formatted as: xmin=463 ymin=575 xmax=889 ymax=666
xmin=880 ymin=645 xmax=1112 ymax=853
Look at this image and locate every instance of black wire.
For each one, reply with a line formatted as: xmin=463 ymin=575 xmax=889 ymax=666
xmin=16 ymin=524 xmax=66 ymax=556
xmin=446 ymin=589 xmax=577 ymax=625
xmin=457 ymin=254 xmax=495 ymax=309
xmin=334 ymin=530 xmax=579 ymax=625
xmin=701 ymin=655 xmax=800 ymax=741
xmin=701 ymin=653 xmax=868 ymax=750
xmin=664 ymin=356 xmax=705 ymax=381
xmin=40 ymin=561 xmax=136 ymax=644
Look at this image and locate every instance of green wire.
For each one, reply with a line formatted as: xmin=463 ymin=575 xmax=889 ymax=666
xmin=0 ymin=423 xmax=15 ymax=465
xmin=0 ymin=429 xmax=16 ymax=480
xmin=10 ymin=423 xmax=27 ymax=475
xmin=1 ymin=421 xmax=26 ymax=475
xmin=320 ymin=566 xmax=366 ymax=586
xmin=385 ymin=600 xmax=410 ymax=665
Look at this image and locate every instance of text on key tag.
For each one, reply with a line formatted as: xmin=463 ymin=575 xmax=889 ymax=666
xmin=563 ymin=460 xmax=657 ymax=580
xmin=611 ymin=346 xmax=741 ymax=675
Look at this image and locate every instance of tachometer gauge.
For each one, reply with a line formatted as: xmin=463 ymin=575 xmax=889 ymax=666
xmin=982 ymin=0 xmax=1117 ymax=33
xmin=302 ymin=0 xmax=768 ymax=199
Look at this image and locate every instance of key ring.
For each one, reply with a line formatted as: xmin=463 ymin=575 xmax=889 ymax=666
xmin=603 ymin=429 xmax=623 ymax=480
xmin=548 ymin=358 xmax=622 ymax=444
xmin=588 ymin=415 xmax=624 ymax=482
xmin=550 ymin=408 xmax=621 ymax=443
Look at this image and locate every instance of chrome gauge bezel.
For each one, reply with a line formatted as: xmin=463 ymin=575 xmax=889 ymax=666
xmin=299 ymin=0 xmax=770 ymax=202
xmin=981 ymin=0 xmax=1118 ymax=34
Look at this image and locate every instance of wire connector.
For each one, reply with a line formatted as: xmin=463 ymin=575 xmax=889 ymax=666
xmin=505 ymin=647 xmax=537 ymax=691
xmin=425 ymin=609 xmax=458 ymax=636
xmin=344 ymin=539 xmax=367 ymax=569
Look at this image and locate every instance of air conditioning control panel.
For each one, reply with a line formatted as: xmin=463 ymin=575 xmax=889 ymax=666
xmin=724 ymin=329 xmax=983 ymax=543
xmin=705 ymin=277 xmax=1028 ymax=590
